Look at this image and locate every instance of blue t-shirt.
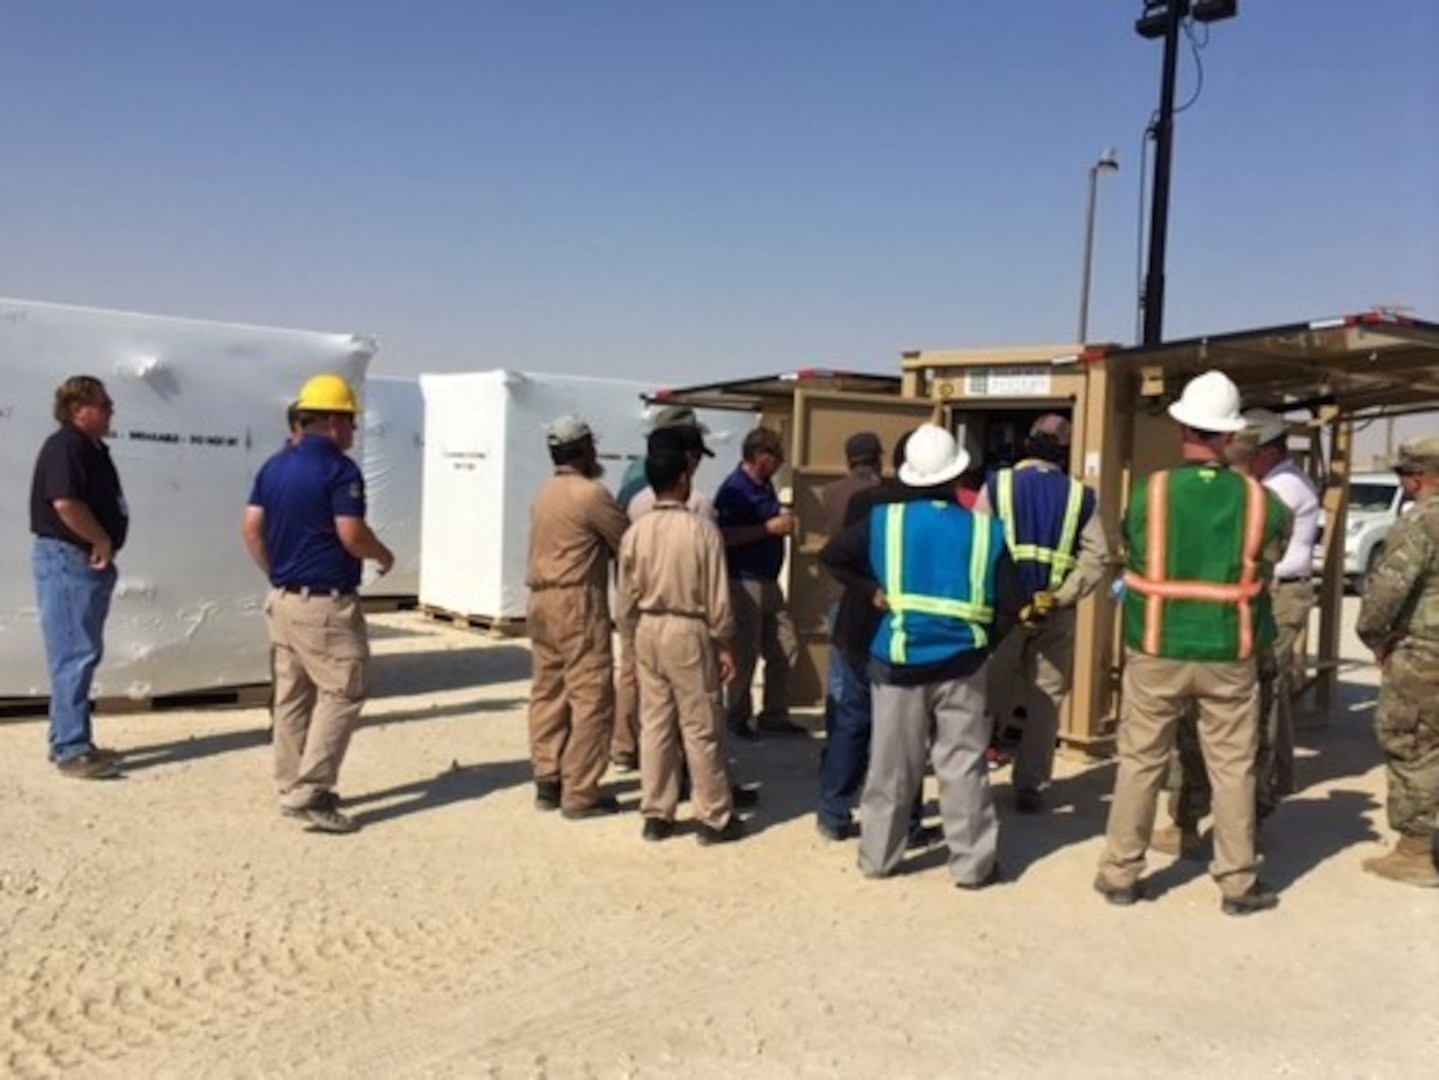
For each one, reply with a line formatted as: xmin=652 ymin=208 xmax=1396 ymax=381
xmin=247 ymin=435 xmax=366 ymax=592
xmin=714 ymin=466 xmax=785 ymax=581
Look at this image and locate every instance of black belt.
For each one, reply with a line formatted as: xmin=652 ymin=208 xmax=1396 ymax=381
xmin=1275 ymin=577 xmax=1310 ymax=585
xmin=639 ymin=609 xmax=705 ymax=620
xmin=277 ymin=584 xmax=354 ymax=598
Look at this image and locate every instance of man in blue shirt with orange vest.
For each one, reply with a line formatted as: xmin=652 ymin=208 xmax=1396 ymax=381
xmin=822 ymin=424 xmax=1024 ymax=888
xmin=243 ymin=373 xmax=393 ymax=834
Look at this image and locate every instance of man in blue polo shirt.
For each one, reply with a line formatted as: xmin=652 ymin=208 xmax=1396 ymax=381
xmin=714 ymin=427 xmax=801 ymax=739
xmin=242 ymin=373 xmax=393 ymax=834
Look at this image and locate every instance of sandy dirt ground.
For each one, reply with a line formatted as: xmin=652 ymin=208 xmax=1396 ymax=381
xmin=1 ymin=598 xmax=1435 ymax=1078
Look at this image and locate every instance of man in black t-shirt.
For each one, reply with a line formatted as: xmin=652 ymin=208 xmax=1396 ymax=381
xmin=30 ymin=375 xmax=129 ymax=779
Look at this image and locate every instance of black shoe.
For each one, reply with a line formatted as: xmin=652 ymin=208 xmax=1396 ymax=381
xmin=906 ymin=823 xmax=943 ymax=850
xmin=1221 ymin=881 xmax=1280 ymax=916
xmin=696 ymin=817 xmax=747 ymax=846
xmin=534 ymin=779 xmax=561 ymax=811
xmin=727 ymin=718 xmax=756 ymax=742
xmin=1014 ymin=788 xmax=1045 ymax=815
xmin=611 ymin=754 xmax=638 ymax=774
xmin=1093 ymin=877 xmax=1144 ymax=907
xmin=815 ymin=818 xmax=854 ymax=842
xmin=731 ymin=784 xmax=760 ymax=809
xmin=642 ymin=818 xmax=675 ymax=842
xmin=755 ymin=714 xmax=808 ymax=736
xmin=561 ymin=795 xmax=622 ymax=820
xmin=955 ymin=863 xmax=1002 ymax=891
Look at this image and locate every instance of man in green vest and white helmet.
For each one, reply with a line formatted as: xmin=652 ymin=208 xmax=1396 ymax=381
xmin=1095 ymin=370 xmax=1290 ymax=915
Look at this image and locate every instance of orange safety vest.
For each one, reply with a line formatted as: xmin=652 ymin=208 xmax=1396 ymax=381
xmin=1122 ymin=466 xmax=1277 ymax=660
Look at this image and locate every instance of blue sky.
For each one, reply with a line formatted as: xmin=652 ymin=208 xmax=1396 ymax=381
xmin=2 ymin=1 xmax=1435 ymax=385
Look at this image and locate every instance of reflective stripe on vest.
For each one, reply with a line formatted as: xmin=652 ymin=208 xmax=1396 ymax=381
xmin=881 ymin=502 xmax=995 ymax=663
xmin=1124 ymin=470 xmax=1269 ymax=659
xmin=996 ymin=466 xmax=1086 ymax=589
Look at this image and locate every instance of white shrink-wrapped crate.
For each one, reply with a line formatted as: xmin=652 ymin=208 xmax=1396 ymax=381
xmin=0 ymin=298 xmax=374 ymax=699
xmin=360 ymin=376 xmax=423 ymax=598
xmin=418 ymin=371 xmax=751 ymax=622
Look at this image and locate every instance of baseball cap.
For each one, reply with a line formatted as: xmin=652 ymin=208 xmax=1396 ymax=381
xmin=844 ymin=431 xmax=883 ymax=464
xmin=1029 ymin=414 xmax=1072 ymax=446
xmin=545 ymin=414 xmax=594 ymax=447
xmin=650 ymin=405 xmax=713 ymax=456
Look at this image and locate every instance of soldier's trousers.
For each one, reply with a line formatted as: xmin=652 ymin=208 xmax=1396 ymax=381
xmin=1375 ymin=642 xmax=1439 ymax=835
xmin=1097 ymin=652 xmax=1260 ymax=899
xmin=528 ymin=583 xmax=615 ymax=811
xmin=634 ymin=614 xmax=734 ymax=830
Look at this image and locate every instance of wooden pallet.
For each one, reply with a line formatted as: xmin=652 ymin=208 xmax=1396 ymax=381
xmin=361 ymin=594 xmax=420 ymax=613
xmin=418 ymin=604 xmax=528 ymax=638
xmin=0 ymin=683 xmax=272 ymax=719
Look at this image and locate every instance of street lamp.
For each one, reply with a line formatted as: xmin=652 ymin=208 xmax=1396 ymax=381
xmin=1078 ymin=148 xmax=1120 ymax=344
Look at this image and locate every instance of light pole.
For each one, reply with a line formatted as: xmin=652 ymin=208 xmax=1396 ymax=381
xmin=1078 ymin=148 xmax=1119 ymax=344
xmin=1136 ymin=0 xmax=1238 ymax=346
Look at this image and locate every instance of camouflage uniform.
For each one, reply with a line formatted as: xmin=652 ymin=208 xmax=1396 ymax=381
xmin=1355 ymin=443 xmax=1439 ymax=843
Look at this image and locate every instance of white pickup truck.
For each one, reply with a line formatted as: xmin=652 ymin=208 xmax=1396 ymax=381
xmin=1314 ymin=472 xmax=1413 ymax=593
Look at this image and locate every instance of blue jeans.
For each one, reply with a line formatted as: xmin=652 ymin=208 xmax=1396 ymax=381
xmin=818 ymin=648 xmax=873 ymax=830
xmin=33 ymin=537 xmax=117 ymax=763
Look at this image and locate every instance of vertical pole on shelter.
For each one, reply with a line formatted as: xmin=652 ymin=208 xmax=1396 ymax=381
xmin=1140 ymin=1 xmax=1185 ymax=347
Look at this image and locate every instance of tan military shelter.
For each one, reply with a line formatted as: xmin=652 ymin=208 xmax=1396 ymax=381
xmin=655 ymin=312 xmax=1439 ymax=756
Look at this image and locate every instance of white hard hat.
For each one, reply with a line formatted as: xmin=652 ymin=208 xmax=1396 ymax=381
xmin=898 ymin=424 xmax=971 ymax=488
xmin=1167 ymin=370 xmax=1246 ymax=433
xmin=1241 ymin=408 xmax=1287 ymax=446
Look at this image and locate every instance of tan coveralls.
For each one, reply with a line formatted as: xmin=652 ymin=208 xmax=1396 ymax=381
xmin=526 ymin=468 xmax=629 ymax=812
xmin=615 ymin=502 xmax=737 ymax=829
xmin=611 ymin=489 xmax=715 ymax=766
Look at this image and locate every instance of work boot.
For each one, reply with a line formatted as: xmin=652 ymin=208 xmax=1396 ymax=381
xmin=1150 ymin=822 xmax=1204 ymax=861
xmin=1362 ymin=833 xmax=1439 ymax=888
xmin=1220 ymin=881 xmax=1280 ymax=916
xmin=534 ymin=779 xmax=561 ymax=812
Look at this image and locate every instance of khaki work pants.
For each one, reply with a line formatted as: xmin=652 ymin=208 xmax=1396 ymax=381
xmin=528 ymin=583 xmax=615 ymax=811
xmin=611 ymin=635 xmax=640 ymax=764
xmin=635 ymin=614 xmax=734 ymax=830
xmin=988 ymin=607 xmax=1076 ymax=793
xmin=725 ymin=578 xmax=798 ymax=726
xmin=267 ymin=590 xmax=370 ymax=809
xmin=1098 ymin=651 xmax=1261 ymax=900
xmin=1268 ymin=579 xmax=1313 ymax=794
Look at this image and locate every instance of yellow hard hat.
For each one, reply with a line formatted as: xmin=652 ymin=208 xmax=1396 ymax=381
xmin=295 ymin=373 xmax=360 ymax=414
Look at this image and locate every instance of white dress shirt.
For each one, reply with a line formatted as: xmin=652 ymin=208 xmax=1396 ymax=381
xmin=1262 ymin=457 xmax=1319 ymax=580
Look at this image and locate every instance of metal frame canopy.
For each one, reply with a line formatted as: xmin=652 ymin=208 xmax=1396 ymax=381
xmin=649 ymin=368 xmax=903 ymax=412
xmin=1097 ymin=311 xmax=1439 ymax=417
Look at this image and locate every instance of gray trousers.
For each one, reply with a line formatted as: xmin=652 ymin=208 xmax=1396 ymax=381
xmin=859 ymin=668 xmax=997 ymax=886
